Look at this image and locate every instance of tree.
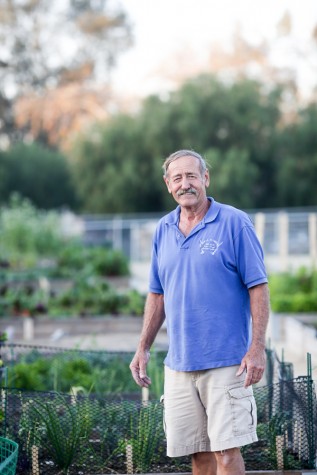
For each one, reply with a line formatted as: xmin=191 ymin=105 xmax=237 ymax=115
xmin=145 ymin=75 xmax=283 ymax=209
xmin=276 ymin=103 xmax=317 ymax=207
xmin=70 ymin=114 xmax=165 ymax=213
xmin=0 ymin=0 xmax=132 ymax=144
xmin=205 ymin=148 xmax=260 ymax=209
xmin=0 ymin=142 xmax=78 ymax=209
xmin=70 ymin=75 xmax=286 ymax=212
xmin=14 ymin=83 xmax=111 ymax=151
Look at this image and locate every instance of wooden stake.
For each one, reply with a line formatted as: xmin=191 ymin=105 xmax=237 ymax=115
xmin=142 ymin=386 xmax=149 ymax=406
xmin=32 ymin=445 xmax=39 ymax=475
xmin=126 ymin=443 xmax=133 ymax=474
xmin=276 ymin=435 xmax=284 ymax=470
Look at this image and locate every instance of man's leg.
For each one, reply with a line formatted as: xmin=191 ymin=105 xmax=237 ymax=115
xmin=214 ymin=448 xmax=245 ymax=475
xmin=192 ymin=451 xmax=217 ymax=475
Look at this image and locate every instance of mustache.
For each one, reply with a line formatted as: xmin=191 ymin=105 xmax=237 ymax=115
xmin=177 ymin=188 xmax=197 ymax=197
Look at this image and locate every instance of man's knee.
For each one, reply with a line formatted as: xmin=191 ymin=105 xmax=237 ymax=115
xmin=214 ymin=447 xmax=244 ymax=469
xmin=192 ymin=452 xmax=217 ymax=475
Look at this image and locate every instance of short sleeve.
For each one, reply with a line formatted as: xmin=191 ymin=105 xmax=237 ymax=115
xmin=148 ymin=237 xmax=164 ymax=294
xmin=234 ymin=225 xmax=268 ymax=288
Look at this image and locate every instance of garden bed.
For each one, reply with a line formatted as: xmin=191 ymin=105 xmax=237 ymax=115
xmin=1 ymin=315 xmax=144 ymax=341
xmin=1 ymin=344 xmax=316 ymax=474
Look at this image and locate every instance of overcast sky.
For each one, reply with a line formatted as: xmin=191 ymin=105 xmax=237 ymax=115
xmin=112 ymin=0 xmax=317 ymax=97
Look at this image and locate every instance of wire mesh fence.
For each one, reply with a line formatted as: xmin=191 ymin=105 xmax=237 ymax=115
xmin=0 ymin=343 xmax=316 ymax=474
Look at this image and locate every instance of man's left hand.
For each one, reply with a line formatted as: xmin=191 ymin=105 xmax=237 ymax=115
xmin=236 ymin=347 xmax=266 ymax=387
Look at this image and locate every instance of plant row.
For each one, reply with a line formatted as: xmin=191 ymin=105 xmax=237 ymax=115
xmin=0 ymin=274 xmax=145 ymax=318
xmin=1 ymin=383 xmax=310 ymax=474
xmin=4 ymin=349 xmax=164 ymax=399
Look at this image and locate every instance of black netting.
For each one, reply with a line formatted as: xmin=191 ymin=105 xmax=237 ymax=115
xmin=0 ymin=344 xmax=316 ymax=473
xmin=0 ymin=389 xmax=179 ymax=474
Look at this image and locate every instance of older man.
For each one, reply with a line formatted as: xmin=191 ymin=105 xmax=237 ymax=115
xmin=130 ymin=150 xmax=270 ymax=475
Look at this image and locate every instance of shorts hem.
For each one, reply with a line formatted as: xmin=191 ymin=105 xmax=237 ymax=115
xmin=167 ymin=432 xmax=258 ymax=457
xmin=167 ymin=441 xmax=211 ymax=457
xmin=210 ymin=432 xmax=258 ymax=452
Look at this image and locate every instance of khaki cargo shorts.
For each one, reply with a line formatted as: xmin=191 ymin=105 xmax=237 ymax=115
xmin=162 ymin=364 xmax=258 ymax=457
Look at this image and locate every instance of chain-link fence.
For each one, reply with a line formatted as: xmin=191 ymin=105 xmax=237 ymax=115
xmin=0 ymin=343 xmax=316 ymax=474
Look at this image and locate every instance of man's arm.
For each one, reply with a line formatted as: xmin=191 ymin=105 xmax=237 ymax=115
xmin=130 ymin=291 xmax=165 ymax=387
xmin=237 ymin=283 xmax=270 ymax=387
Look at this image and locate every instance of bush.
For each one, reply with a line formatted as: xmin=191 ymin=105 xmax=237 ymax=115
xmin=269 ymin=268 xmax=317 ymax=313
xmin=55 ymin=243 xmax=129 ymax=277
xmin=50 ymin=275 xmax=125 ymax=316
xmin=0 ymin=142 xmax=78 ymax=209
xmin=7 ymin=351 xmax=164 ymax=397
xmin=120 ymin=290 xmax=145 ymax=316
xmin=0 ymin=194 xmax=64 ymax=268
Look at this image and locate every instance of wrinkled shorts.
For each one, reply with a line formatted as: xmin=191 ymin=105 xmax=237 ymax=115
xmin=162 ymin=364 xmax=258 ymax=457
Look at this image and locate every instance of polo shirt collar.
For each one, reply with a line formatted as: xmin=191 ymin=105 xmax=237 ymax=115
xmin=164 ymin=197 xmax=220 ymax=226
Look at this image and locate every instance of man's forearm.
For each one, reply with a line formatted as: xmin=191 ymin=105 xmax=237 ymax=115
xmin=249 ymin=283 xmax=270 ymax=349
xmin=237 ymin=283 xmax=270 ymax=386
xmin=138 ymin=292 xmax=165 ymax=351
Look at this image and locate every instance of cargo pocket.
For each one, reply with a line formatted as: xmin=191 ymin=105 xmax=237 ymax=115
xmin=227 ymin=385 xmax=257 ymax=436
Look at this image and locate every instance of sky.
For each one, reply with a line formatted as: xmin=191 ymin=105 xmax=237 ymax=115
xmin=112 ymin=0 xmax=317 ymax=98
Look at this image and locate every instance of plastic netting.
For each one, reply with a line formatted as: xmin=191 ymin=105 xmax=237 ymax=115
xmin=0 ymin=344 xmax=316 ymax=474
xmin=0 ymin=437 xmax=19 ymax=475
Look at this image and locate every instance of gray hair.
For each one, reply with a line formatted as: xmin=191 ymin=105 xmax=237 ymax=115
xmin=163 ymin=150 xmax=208 ymax=177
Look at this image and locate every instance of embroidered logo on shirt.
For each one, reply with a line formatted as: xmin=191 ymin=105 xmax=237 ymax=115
xmin=199 ymin=238 xmax=223 ymax=255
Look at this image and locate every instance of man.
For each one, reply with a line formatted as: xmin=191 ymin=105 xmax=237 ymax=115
xmin=130 ymin=149 xmax=270 ymax=475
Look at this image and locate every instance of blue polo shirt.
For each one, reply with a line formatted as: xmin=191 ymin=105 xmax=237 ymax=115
xmin=149 ymin=198 xmax=268 ymax=371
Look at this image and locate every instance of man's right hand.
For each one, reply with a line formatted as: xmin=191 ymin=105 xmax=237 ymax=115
xmin=129 ymin=349 xmax=151 ymax=387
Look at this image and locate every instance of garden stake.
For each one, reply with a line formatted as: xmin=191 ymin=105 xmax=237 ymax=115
xmin=142 ymin=387 xmax=149 ymax=406
xmin=276 ymin=434 xmax=284 ymax=470
xmin=298 ymin=427 xmax=304 ymax=460
xmin=126 ymin=443 xmax=133 ymax=474
xmin=294 ymin=420 xmax=298 ymax=453
xmin=32 ymin=445 xmax=39 ymax=475
xmin=23 ymin=317 xmax=35 ymax=341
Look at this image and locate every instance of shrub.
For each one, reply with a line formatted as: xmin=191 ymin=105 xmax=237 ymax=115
xmin=0 ymin=194 xmax=64 ymax=268
xmin=269 ymin=268 xmax=317 ymax=313
xmin=7 ymin=352 xmax=154 ymax=396
xmin=55 ymin=243 xmax=129 ymax=277
xmin=120 ymin=290 xmax=145 ymax=316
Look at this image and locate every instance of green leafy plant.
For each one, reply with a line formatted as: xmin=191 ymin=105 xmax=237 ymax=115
xmin=147 ymin=351 xmax=165 ymax=399
xmin=55 ymin=243 xmax=129 ymax=278
xmin=113 ymin=402 xmax=164 ymax=473
xmin=0 ymin=194 xmax=64 ymax=269
xmin=0 ymin=331 xmax=7 ymax=342
xmin=8 ymin=352 xmax=143 ymax=395
xmin=50 ymin=275 xmax=125 ymax=316
xmin=255 ymin=411 xmax=300 ymax=469
xmin=20 ymin=394 xmax=94 ymax=474
xmin=8 ymin=359 xmax=51 ymax=390
xmin=269 ymin=268 xmax=317 ymax=313
xmin=120 ymin=289 xmax=145 ymax=316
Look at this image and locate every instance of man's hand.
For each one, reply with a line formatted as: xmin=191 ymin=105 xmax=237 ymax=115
xmin=129 ymin=349 xmax=152 ymax=388
xmin=236 ymin=346 xmax=266 ymax=387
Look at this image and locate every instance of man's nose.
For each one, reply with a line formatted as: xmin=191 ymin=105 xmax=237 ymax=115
xmin=181 ymin=176 xmax=191 ymax=188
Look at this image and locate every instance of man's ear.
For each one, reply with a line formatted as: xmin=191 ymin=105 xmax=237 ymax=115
xmin=204 ymin=170 xmax=210 ymax=188
xmin=164 ymin=176 xmax=172 ymax=193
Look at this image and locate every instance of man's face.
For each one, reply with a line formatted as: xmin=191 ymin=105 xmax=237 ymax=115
xmin=164 ymin=155 xmax=209 ymax=208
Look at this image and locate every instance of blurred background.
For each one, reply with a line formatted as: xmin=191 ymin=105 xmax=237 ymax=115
xmin=1 ymin=0 xmax=317 ymax=373
xmin=1 ymin=0 xmax=317 ymax=214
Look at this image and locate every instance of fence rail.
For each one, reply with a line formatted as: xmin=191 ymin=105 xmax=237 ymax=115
xmin=80 ymin=210 xmax=317 ymax=273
